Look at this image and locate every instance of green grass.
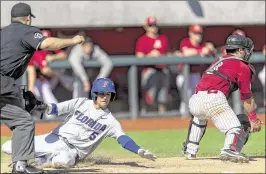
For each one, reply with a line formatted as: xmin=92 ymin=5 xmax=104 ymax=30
xmin=1 ymin=127 xmax=265 ymax=159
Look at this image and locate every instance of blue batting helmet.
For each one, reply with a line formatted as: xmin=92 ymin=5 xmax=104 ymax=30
xmin=91 ymin=78 xmax=116 ymax=101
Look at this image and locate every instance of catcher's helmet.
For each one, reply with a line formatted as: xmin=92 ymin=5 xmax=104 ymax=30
xmin=91 ymin=78 xmax=116 ymax=101
xmin=225 ymin=34 xmax=254 ymax=61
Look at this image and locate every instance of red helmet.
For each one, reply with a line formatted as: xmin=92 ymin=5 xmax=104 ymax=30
xmin=42 ymin=30 xmax=51 ymax=37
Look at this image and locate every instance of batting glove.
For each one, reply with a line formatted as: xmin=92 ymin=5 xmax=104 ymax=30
xmin=137 ymin=148 xmax=157 ymax=161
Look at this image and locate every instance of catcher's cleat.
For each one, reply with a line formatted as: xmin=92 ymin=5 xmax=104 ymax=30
xmin=219 ymin=149 xmax=249 ymax=163
xmin=182 ymin=142 xmax=196 ymax=160
xmin=184 ymin=152 xmax=196 ymax=160
xmin=12 ymin=161 xmax=44 ymax=174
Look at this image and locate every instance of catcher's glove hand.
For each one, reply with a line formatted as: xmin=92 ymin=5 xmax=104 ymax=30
xmin=23 ymin=90 xmax=47 ymax=119
xmin=137 ymin=148 xmax=157 ymax=161
xmin=250 ymin=119 xmax=262 ymax=133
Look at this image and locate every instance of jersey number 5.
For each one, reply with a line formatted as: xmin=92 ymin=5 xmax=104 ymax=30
xmin=89 ymin=131 xmax=99 ymax=140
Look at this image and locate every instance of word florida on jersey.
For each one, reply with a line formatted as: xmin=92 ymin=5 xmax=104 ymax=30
xmin=75 ymin=110 xmax=107 ymax=132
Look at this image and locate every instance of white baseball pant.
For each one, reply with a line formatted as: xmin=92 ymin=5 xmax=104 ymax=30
xmin=186 ymin=90 xmax=244 ymax=155
xmin=2 ymin=133 xmax=77 ymax=166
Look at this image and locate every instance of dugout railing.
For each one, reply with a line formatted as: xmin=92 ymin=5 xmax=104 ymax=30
xmin=19 ymin=53 xmax=265 ymax=120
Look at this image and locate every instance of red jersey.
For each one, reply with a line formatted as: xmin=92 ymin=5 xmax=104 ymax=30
xmin=196 ymin=54 xmax=253 ymax=100
xmin=136 ymin=34 xmax=169 ymax=69
xmin=180 ymin=38 xmax=208 ymax=73
xmin=29 ymin=50 xmax=62 ymax=69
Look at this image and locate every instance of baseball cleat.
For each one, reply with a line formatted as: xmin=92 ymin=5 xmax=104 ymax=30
xmin=184 ymin=152 xmax=197 ymax=160
xmin=182 ymin=142 xmax=197 ymax=160
xmin=12 ymin=161 xmax=44 ymax=174
xmin=219 ymin=149 xmax=249 ymax=163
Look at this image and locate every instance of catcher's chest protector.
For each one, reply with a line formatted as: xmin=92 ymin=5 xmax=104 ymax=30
xmin=204 ymin=56 xmax=256 ymax=96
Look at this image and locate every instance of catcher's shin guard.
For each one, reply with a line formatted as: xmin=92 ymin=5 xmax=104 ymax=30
xmin=182 ymin=116 xmax=207 ymax=155
xmin=227 ymin=114 xmax=251 ymax=152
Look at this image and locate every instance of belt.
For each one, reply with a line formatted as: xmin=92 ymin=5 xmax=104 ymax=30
xmin=195 ymin=90 xmax=219 ymax=94
xmin=51 ymin=133 xmax=78 ymax=151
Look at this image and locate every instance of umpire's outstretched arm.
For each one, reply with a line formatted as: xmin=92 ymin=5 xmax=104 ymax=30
xmin=40 ymin=35 xmax=84 ymax=51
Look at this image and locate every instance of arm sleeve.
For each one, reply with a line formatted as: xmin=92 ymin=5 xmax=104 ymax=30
xmin=107 ymin=118 xmax=140 ymax=154
xmin=93 ymin=46 xmax=114 ymax=79
xmin=68 ymin=45 xmax=89 ymax=82
xmin=180 ymin=38 xmax=192 ymax=52
xmin=117 ymin=135 xmax=140 ymax=154
xmin=164 ymin=36 xmax=170 ymax=53
xmin=135 ymin=37 xmax=145 ymax=54
xmin=107 ymin=118 xmax=126 ymax=140
xmin=237 ymin=64 xmax=253 ymax=100
xmin=50 ymin=98 xmax=87 ymax=116
xmin=22 ymin=27 xmax=47 ymax=51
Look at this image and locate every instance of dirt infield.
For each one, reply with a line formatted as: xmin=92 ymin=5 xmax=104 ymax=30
xmin=1 ymin=114 xmax=265 ymax=173
xmin=1 ymin=114 xmax=265 ymax=136
xmin=1 ymin=156 xmax=265 ymax=173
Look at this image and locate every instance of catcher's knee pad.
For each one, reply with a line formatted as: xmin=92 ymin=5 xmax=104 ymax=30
xmin=183 ymin=116 xmax=207 ymax=154
xmin=225 ymin=126 xmax=249 ymax=152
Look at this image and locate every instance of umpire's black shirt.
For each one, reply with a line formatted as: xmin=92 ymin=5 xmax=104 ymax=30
xmin=0 ymin=22 xmax=46 ymax=80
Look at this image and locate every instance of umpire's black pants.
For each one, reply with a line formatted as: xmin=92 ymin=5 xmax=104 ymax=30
xmin=0 ymin=75 xmax=35 ymax=162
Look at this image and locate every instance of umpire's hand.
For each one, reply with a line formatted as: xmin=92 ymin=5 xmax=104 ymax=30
xmin=72 ymin=35 xmax=85 ymax=44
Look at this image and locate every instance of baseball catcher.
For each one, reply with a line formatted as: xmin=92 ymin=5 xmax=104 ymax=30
xmin=2 ymin=78 xmax=156 ymax=168
xmin=182 ymin=34 xmax=262 ymax=163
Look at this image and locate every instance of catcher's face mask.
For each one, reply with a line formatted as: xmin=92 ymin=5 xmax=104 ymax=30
xmin=243 ymin=37 xmax=254 ymax=61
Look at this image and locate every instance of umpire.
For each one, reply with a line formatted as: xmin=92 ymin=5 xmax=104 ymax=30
xmin=0 ymin=2 xmax=84 ymax=173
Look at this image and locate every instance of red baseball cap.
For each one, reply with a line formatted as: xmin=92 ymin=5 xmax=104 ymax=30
xmin=42 ymin=30 xmax=51 ymax=37
xmin=189 ymin=25 xmax=203 ymax=33
xmin=146 ymin=16 xmax=157 ymax=25
xmin=232 ymin=29 xmax=246 ymax=36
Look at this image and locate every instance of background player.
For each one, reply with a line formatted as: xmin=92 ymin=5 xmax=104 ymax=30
xmin=27 ymin=30 xmax=68 ymax=103
xmin=0 ymin=2 xmax=84 ymax=173
xmin=2 ymin=78 xmax=157 ymax=168
xmin=182 ymin=35 xmax=262 ymax=163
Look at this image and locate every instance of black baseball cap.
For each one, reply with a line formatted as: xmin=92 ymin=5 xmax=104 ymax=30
xmin=84 ymin=37 xmax=93 ymax=44
xmin=11 ymin=2 xmax=35 ymax=18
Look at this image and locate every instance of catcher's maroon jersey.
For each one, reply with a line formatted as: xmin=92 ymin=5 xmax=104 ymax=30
xmin=196 ymin=54 xmax=253 ymax=100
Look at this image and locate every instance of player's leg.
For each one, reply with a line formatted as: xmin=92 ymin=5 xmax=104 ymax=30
xmin=2 ymin=133 xmax=55 ymax=157
xmin=182 ymin=116 xmax=207 ymax=159
xmin=0 ymin=103 xmax=39 ymax=173
xmin=34 ymin=133 xmax=78 ymax=167
xmin=41 ymin=81 xmax=58 ymax=103
xmin=141 ymin=68 xmax=157 ymax=112
xmin=1 ymin=104 xmax=35 ymax=163
xmin=157 ymin=69 xmax=170 ymax=113
xmin=207 ymin=92 xmax=249 ymax=162
xmin=189 ymin=73 xmax=201 ymax=98
xmin=258 ymin=65 xmax=265 ymax=106
xmin=73 ymin=78 xmax=87 ymax=98
xmin=50 ymin=149 xmax=77 ymax=167
xmin=0 ymin=75 xmax=44 ymax=173
xmin=176 ymin=74 xmax=186 ymax=115
xmin=182 ymin=92 xmax=208 ymax=159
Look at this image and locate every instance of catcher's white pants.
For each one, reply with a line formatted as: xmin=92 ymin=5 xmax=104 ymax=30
xmin=2 ymin=133 xmax=77 ymax=166
xmin=187 ymin=90 xmax=242 ymax=155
